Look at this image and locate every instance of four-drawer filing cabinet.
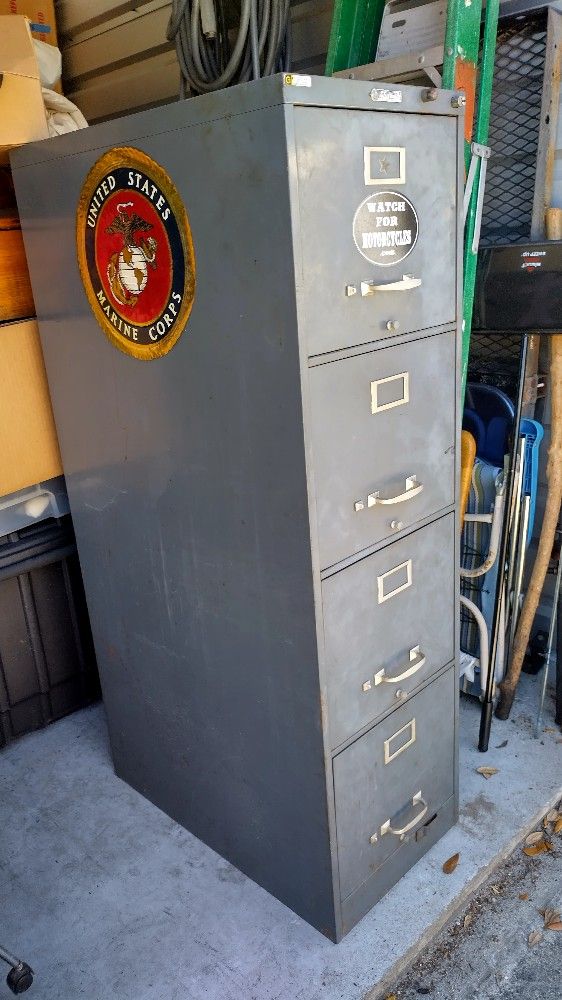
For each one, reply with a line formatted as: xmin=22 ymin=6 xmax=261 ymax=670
xmin=12 ymin=74 xmax=462 ymax=941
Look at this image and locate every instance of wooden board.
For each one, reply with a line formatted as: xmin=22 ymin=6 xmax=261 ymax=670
xmin=0 ymin=216 xmax=35 ymax=323
xmin=531 ymin=7 xmax=562 ymax=238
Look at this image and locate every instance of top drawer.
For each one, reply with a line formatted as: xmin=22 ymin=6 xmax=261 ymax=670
xmin=293 ymin=106 xmax=459 ymax=357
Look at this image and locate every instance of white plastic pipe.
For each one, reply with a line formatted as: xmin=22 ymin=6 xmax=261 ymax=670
xmin=460 ymin=594 xmax=490 ymax=694
xmin=460 ymin=490 xmax=505 ymax=580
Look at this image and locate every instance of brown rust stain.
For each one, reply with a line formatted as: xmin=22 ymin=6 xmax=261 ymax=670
xmin=455 ymin=59 xmax=477 ymax=143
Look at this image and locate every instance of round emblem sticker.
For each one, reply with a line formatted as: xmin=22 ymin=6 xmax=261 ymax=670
xmin=76 ymin=147 xmax=195 ymax=360
xmin=353 ymin=190 xmax=419 ymax=267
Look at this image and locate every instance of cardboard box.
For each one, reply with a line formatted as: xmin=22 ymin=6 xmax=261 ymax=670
xmin=0 ymin=0 xmax=57 ymax=47
xmin=0 ymin=318 xmax=63 ymax=496
xmin=0 ymin=16 xmax=49 ymax=165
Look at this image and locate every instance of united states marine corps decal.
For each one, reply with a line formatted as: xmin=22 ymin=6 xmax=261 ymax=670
xmin=76 ymin=147 xmax=195 ymax=360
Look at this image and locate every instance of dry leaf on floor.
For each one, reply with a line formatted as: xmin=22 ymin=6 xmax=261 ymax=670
xmin=519 ymin=893 xmax=529 ymax=900
xmin=443 ymin=852 xmax=460 ymax=874
xmin=385 ymin=994 xmax=398 ymax=1000
xmin=476 ymin=766 xmax=499 ymax=779
xmin=523 ymin=841 xmax=549 ymax=856
xmin=495 ymin=739 xmax=508 ymax=749
xmin=541 ymin=908 xmax=560 ymax=927
xmin=544 ymin=727 xmax=555 ymax=733
xmin=546 ymin=809 xmax=559 ymax=823
xmin=463 ymin=912 xmax=473 ymax=928
xmin=528 ymin=930 xmax=542 ymax=947
xmin=546 ymin=920 xmax=562 ymax=931
xmin=525 ymin=831 xmax=544 ymax=846
xmin=554 ymin=817 xmax=562 ymax=835
xmin=491 ymin=885 xmax=501 ymax=895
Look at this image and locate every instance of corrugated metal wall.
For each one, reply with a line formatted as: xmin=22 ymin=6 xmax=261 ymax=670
xmin=56 ymin=0 xmax=333 ymax=121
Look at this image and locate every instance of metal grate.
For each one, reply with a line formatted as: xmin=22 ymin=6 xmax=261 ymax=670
xmin=462 ymin=13 xmax=547 ymax=681
xmin=468 ymin=333 xmax=523 ymax=399
xmin=468 ymin=11 xmax=547 ymax=394
xmin=479 ymin=10 xmax=547 ymax=248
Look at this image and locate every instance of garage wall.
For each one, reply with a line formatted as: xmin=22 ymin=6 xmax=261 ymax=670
xmin=56 ymin=0 xmax=333 ymax=121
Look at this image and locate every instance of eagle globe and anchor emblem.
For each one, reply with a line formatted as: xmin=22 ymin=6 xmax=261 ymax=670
xmin=105 ymin=201 xmax=158 ymax=307
xmin=76 ymin=147 xmax=196 ymax=360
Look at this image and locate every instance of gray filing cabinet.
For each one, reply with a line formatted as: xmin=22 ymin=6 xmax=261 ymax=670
xmin=12 ymin=75 xmax=462 ymax=941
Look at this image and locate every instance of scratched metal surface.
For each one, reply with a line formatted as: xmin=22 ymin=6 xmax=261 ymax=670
xmin=13 ymin=93 xmax=336 ymax=934
xmin=12 ymin=75 xmax=461 ymax=941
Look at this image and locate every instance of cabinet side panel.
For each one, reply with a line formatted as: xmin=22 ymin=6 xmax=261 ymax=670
xmin=13 ymin=104 xmax=335 ymax=935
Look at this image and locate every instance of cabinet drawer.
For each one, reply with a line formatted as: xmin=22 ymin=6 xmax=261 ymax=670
xmin=308 ymin=332 xmax=456 ymax=570
xmin=333 ymin=666 xmax=456 ymax=902
xmin=294 ymin=106 xmax=458 ymax=357
xmin=323 ymin=514 xmax=455 ymax=749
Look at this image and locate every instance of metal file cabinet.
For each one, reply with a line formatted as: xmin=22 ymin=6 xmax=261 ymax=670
xmin=12 ymin=75 xmax=462 ymax=941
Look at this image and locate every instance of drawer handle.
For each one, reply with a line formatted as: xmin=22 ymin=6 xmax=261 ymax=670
xmin=361 ymin=274 xmax=422 ymax=296
xmin=374 ymin=645 xmax=426 ymax=686
xmin=354 ymin=476 xmax=423 ymax=513
xmin=380 ymin=791 xmax=428 ymax=839
xmin=369 ymin=474 xmax=423 ymax=507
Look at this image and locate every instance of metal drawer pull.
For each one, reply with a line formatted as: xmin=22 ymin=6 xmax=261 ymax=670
xmin=354 ymin=476 xmax=423 ymax=513
xmin=380 ymin=791 xmax=428 ymax=839
xmin=361 ymin=275 xmax=421 ymax=296
xmin=368 ymin=475 xmax=423 ymax=507
xmin=374 ymin=646 xmax=426 ymax=686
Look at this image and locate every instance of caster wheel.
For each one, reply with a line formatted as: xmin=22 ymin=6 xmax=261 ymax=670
xmin=7 ymin=962 xmax=34 ymax=994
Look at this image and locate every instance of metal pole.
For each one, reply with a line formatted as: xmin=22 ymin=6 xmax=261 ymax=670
xmin=508 ymin=493 xmax=531 ymax=651
xmin=505 ymin=437 xmax=525 ymax=618
xmin=535 ymin=544 xmax=562 ymax=736
xmin=0 ymin=947 xmax=20 ymax=970
xmin=479 ymin=334 xmax=529 ymax=751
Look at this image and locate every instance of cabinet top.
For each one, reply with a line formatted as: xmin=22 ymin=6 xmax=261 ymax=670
xmin=11 ymin=73 xmax=463 ymax=170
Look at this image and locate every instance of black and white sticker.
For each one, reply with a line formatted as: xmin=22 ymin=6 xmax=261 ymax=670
xmin=353 ymin=190 xmax=419 ymax=266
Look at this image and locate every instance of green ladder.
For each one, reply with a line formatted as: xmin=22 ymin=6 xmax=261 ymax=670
xmin=325 ymin=0 xmax=500 ymax=396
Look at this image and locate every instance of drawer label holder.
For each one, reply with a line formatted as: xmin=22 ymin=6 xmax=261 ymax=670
xmin=364 ymin=146 xmax=406 ymax=185
xmin=371 ymin=371 xmax=410 ymax=414
xmin=384 ymin=717 xmax=416 ymax=764
xmin=377 ymin=558 xmax=413 ymax=603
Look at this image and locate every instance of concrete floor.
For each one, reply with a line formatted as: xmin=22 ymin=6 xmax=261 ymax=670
xmin=386 ymin=815 xmax=562 ymax=1000
xmin=1 ymin=672 xmax=561 ymax=1000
